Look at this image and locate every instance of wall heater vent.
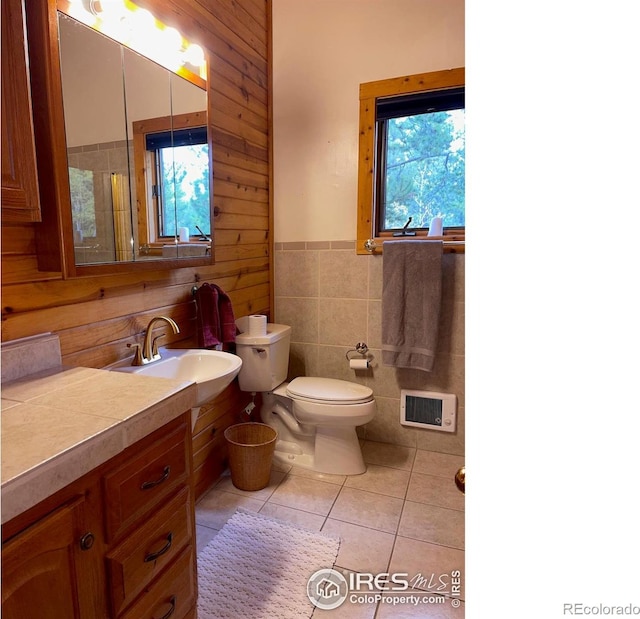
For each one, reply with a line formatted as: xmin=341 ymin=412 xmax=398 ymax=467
xmin=400 ymin=390 xmax=457 ymax=433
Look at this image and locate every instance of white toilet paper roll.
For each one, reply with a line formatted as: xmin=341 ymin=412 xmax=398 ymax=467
xmin=349 ymin=358 xmax=369 ymax=370
xmin=428 ymin=217 xmax=443 ymax=237
xmin=248 ymin=314 xmax=267 ymax=336
xmin=179 ymin=227 xmax=189 ymax=242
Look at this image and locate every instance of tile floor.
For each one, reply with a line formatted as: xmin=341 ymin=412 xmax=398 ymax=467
xmin=195 ymin=440 xmax=465 ymax=618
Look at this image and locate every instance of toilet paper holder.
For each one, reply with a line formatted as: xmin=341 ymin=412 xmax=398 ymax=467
xmin=345 ymin=342 xmax=369 ymax=360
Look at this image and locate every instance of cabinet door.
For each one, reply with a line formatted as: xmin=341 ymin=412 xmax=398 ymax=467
xmin=1 ymin=498 xmax=94 ymax=618
xmin=1 ymin=0 xmax=41 ymax=223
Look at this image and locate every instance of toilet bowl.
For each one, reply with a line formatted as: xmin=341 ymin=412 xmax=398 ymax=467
xmin=235 ymin=323 xmax=375 ymax=475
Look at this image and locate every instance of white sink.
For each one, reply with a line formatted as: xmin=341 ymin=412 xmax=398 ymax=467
xmin=110 ymin=348 xmax=242 ymax=407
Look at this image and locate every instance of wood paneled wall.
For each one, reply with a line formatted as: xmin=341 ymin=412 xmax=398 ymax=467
xmin=1 ymin=0 xmax=272 ymax=370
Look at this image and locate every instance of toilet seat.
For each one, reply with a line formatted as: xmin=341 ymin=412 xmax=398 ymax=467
xmin=286 ymin=377 xmax=373 ymax=405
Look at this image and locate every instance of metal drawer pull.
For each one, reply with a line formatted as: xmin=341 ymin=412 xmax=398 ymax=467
xmin=157 ymin=595 xmax=176 ymax=619
xmin=144 ymin=532 xmax=173 ymax=563
xmin=140 ymin=465 xmax=171 ymax=490
xmin=79 ymin=532 xmax=95 ymax=551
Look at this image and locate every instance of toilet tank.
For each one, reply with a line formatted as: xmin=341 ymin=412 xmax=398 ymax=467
xmin=235 ymin=323 xmax=291 ymax=392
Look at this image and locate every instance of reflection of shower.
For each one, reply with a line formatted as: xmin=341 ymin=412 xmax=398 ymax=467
xmin=110 ymin=173 xmax=133 ymax=261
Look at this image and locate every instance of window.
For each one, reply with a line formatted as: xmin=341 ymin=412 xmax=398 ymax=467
xmin=131 ymin=110 xmax=211 ymax=250
xmin=357 ymin=68 xmax=465 ymax=254
xmin=145 ymin=126 xmax=210 ymax=238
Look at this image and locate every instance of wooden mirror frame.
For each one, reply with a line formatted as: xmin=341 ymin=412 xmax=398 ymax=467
xmin=24 ymin=0 xmax=215 ymax=277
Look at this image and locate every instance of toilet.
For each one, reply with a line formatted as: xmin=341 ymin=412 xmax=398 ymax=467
xmin=235 ymin=323 xmax=375 ymax=475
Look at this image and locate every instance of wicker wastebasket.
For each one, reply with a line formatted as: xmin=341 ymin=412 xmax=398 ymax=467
xmin=224 ymin=423 xmax=277 ymax=491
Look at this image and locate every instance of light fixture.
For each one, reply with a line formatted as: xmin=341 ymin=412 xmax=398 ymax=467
xmin=58 ymin=0 xmax=207 ymax=84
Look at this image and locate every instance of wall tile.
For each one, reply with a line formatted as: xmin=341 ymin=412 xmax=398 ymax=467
xmin=318 ymin=250 xmax=369 ymax=299
xmin=318 ymin=298 xmax=368 ymax=345
xmin=274 ymin=249 xmax=318 ymax=297
xmin=107 ymin=146 xmax=130 ymax=171
xmin=438 ymin=301 xmax=465 ymax=356
xmin=363 ymin=352 xmax=402 ymax=399
xmin=368 ymin=253 xmax=383 ymax=299
xmin=288 ymin=342 xmax=319 ymax=380
xmin=330 ymin=241 xmax=356 ymax=250
xmin=76 ymin=148 xmax=109 ymax=171
xmin=1 ymin=333 xmax=62 ymax=383
xmin=367 ymin=299 xmax=381 ymax=349
xmin=274 ymin=297 xmax=318 ymax=343
xmin=280 ymin=242 xmax=307 ymax=250
xmin=442 ymin=253 xmax=465 ymax=305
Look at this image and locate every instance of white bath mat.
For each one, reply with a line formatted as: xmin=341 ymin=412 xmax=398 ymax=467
xmin=197 ymin=508 xmax=340 ymax=618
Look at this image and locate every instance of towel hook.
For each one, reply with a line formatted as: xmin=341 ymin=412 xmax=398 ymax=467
xmin=364 ymin=239 xmax=378 ymax=253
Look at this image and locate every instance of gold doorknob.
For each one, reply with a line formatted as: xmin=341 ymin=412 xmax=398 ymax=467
xmin=455 ymin=466 xmax=465 ymax=494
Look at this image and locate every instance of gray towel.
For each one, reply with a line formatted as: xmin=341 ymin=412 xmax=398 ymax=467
xmin=381 ymin=240 xmax=443 ymax=371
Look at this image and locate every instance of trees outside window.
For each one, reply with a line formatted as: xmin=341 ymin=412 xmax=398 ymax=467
xmin=381 ymin=108 xmax=465 ymax=231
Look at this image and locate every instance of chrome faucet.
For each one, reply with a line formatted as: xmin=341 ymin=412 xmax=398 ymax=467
xmin=129 ymin=316 xmax=180 ymax=366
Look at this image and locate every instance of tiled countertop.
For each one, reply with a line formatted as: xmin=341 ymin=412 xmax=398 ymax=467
xmin=1 ymin=365 xmax=197 ymax=524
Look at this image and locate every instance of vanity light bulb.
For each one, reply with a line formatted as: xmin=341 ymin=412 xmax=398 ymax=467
xmin=129 ymin=8 xmax=155 ymax=31
xmin=162 ymin=27 xmax=183 ymax=53
xmin=184 ymin=43 xmax=205 ymax=67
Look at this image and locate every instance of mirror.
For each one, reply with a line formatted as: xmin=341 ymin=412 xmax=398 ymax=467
xmin=57 ymin=11 xmax=210 ymax=266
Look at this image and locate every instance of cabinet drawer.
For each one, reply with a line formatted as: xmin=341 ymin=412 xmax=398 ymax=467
xmin=103 ymin=423 xmax=189 ymax=541
xmin=107 ymin=487 xmax=193 ymax=616
xmin=119 ymin=546 xmax=196 ymax=619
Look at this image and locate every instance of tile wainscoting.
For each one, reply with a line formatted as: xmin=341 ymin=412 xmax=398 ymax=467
xmin=274 ymin=241 xmax=465 ymax=456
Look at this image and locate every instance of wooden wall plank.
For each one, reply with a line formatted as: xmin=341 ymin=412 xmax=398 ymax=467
xmin=1 ymin=223 xmax=36 ymax=254
xmin=211 ymin=56 xmax=268 ymax=112
xmin=214 ymin=178 xmax=268 ymax=204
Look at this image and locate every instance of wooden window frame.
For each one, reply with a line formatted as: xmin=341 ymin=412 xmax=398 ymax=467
xmin=356 ymin=68 xmax=466 ymax=255
xmin=132 ymin=110 xmax=208 ymax=253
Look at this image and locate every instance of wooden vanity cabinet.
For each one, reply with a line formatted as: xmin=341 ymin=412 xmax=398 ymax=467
xmin=1 ymin=413 xmax=197 ymax=619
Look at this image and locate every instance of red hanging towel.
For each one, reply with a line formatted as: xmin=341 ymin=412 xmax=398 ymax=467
xmin=215 ymin=284 xmax=237 ymax=344
xmin=195 ymin=283 xmax=236 ymax=348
